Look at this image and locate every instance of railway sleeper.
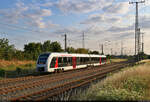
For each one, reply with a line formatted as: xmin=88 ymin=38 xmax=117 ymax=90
xmin=8 ymin=62 xmax=130 ymax=101
xmin=18 ymin=67 xmax=120 ymax=100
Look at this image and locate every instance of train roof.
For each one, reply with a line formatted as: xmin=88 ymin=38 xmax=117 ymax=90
xmin=43 ymin=52 xmax=106 ymax=57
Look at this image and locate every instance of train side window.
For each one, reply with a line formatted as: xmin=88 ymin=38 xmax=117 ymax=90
xmin=77 ymin=57 xmax=80 ymax=65
xmin=101 ymin=58 xmax=104 ymax=63
xmin=92 ymin=57 xmax=95 ymax=63
xmin=94 ymin=58 xmax=95 ymax=63
xmin=50 ymin=57 xmax=56 ymax=68
xmin=68 ymin=57 xmax=72 ymax=66
xmin=85 ymin=57 xmax=87 ymax=63
xmin=80 ymin=57 xmax=83 ymax=65
xmin=84 ymin=57 xmax=86 ymax=64
xmin=87 ymin=57 xmax=89 ymax=63
xmin=91 ymin=58 xmax=92 ymax=63
xmin=103 ymin=58 xmax=105 ymax=62
xmin=62 ymin=57 xmax=67 ymax=67
xmin=85 ymin=57 xmax=87 ymax=64
xmin=81 ymin=57 xmax=85 ymax=65
xmin=97 ymin=57 xmax=99 ymax=63
xmin=58 ymin=57 xmax=63 ymax=67
xmin=96 ymin=57 xmax=98 ymax=63
xmin=82 ymin=57 xmax=84 ymax=64
xmin=94 ymin=58 xmax=96 ymax=63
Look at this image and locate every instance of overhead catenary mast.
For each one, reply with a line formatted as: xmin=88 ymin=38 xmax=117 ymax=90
xmin=102 ymin=44 xmax=104 ymax=55
xmin=64 ymin=34 xmax=67 ymax=52
xmin=82 ymin=31 xmax=85 ymax=49
xmin=141 ymin=32 xmax=144 ymax=53
xmin=99 ymin=43 xmax=104 ymax=55
xmin=129 ymin=0 xmax=145 ymax=61
xmin=121 ymin=41 xmax=123 ymax=56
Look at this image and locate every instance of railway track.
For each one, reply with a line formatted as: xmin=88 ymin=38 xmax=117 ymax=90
xmin=0 ymin=61 xmax=131 ymax=101
xmin=0 ymin=62 xmax=117 ymax=87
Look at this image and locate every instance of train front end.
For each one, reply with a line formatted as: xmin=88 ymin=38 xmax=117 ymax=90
xmin=36 ymin=53 xmax=50 ymax=72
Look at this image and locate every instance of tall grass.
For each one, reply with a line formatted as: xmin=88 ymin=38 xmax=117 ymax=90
xmin=0 ymin=60 xmax=36 ymax=78
xmin=72 ymin=60 xmax=150 ymax=101
xmin=106 ymin=58 xmax=127 ymax=64
xmin=0 ymin=60 xmax=36 ymax=71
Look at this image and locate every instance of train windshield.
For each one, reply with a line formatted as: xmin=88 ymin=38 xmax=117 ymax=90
xmin=37 ymin=53 xmax=50 ymax=64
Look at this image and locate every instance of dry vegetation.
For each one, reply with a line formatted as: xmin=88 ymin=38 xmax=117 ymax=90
xmin=111 ymin=58 xmax=127 ymax=63
xmin=72 ymin=60 xmax=150 ymax=101
xmin=0 ymin=60 xmax=36 ymax=71
xmin=106 ymin=58 xmax=127 ymax=64
xmin=0 ymin=60 xmax=35 ymax=67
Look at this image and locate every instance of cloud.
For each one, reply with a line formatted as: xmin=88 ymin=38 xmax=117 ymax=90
xmin=56 ymin=0 xmax=114 ymax=14
xmin=55 ymin=0 xmax=130 ymax=15
xmin=23 ymin=8 xmax=52 ymax=28
xmin=103 ymin=2 xmax=130 ymax=14
xmin=40 ymin=2 xmax=54 ymax=7
xmin=139 ymin=15 xmax=150 ymax=29
xmin=0 ymin=2 xmax=28 ymax=23
xmin=0 ymin=1 xmax=55 ymax=29
xmin=107 ymin=25 xmax=134 ymax=32
xmin=81 ymin=14 xmax=121 ymax=25
xmin=53 ymin=27 xmax=82 ymax=35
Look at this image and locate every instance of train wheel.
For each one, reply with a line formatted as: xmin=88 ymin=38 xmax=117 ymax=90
xmin=57 ymin=69 xmax=60 ymax=73
xmin=54 ymin=69 xmax=56 ymax=73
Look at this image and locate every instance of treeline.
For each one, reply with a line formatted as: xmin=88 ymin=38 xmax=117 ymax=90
xmin=0 ymin=38 xmax=100 ymax=61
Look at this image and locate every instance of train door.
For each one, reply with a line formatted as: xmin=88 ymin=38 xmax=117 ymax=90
xmin=72 ymin=57 xmax=76 ymax=69
xmin=99 ymin=57 xmax=101 ymax=65
xmin=55 ymin=57 xmax=58 ymax=68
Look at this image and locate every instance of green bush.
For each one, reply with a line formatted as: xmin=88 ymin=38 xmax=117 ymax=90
xmin=0 ymin=69 xmax=5 ymax=77
xmin=76 ymin=76 xmax=146 ymax=101
xmin=95 ymin=87 xmax=143 ymax=101
xmin=7 ymin=64 xmax=15 ymax=69
xmin=122 ymin=77 xmax=147 ymax=94
xmin=24 ymin=64 xmax=33 ymax=68
xmin=94 ymin=77 xmax=146 ymax=101
xmin=16 ymin=67 xmax=22 ymax=74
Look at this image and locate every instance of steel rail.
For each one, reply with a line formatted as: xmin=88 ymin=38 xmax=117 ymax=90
xmin=0 ymin=62 xmax=122 ymax=95
xmin=9 ymin=63 xmax=128 ymax=101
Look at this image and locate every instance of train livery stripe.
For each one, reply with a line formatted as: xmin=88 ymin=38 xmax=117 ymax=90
xmin=72 ymin=57 xmax=76 ymax=69
xmin=55 ymin=57 xmax=58 ymax=68
xmin=100 ymin=57 xmax=101 ymax=65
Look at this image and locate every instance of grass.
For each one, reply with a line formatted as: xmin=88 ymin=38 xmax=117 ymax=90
xmin=0 ymin=60 xmax=36 ymax=78
xmin=0 ymin=60 xmax=36 ymax=71
xmin=106 ymin=58 xmax=127 ymax=64
xmin=71 ymin=59 xmax=150 ymax=101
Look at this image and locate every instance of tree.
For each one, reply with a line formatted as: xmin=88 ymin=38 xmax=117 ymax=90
xmin=76 ymin=48 xmax=89 ymax=54
xmin=24 ymin=42 xmax=42 ymax=60
xmin=13 ymin=50 xmax=24 ymax=60
xmin=42 ymin=40 xmax=52 ymax=52
xmin=50 ymin=41 xmax=62 ymax=52
xmin=0 ymin=38 xmax=15 ymax=60
xmin=89 ymin=51 xmax=99 ymax=54
xmin=66 ymin=47 xmax=76 ymax=53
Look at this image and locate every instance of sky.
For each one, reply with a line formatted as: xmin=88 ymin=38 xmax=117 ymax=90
xmin=0 ymin=0 xmax=150 ymax=55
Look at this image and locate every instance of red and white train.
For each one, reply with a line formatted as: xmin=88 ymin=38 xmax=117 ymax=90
xmin=36 ymin=52 xmax=106 ymax=72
